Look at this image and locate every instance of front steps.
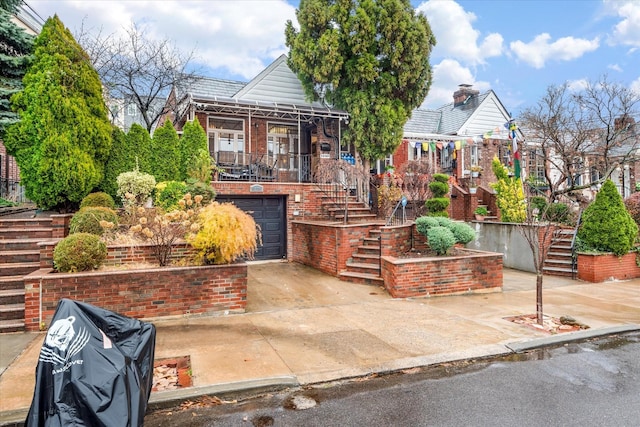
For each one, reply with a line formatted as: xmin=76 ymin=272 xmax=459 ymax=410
xmin=0 ymin=217 xmax=55 ymax=333
xmin=339 ymin=229 xmax=384 ymax=286
xmin=543 ymin=228 xmax=577 ymax=278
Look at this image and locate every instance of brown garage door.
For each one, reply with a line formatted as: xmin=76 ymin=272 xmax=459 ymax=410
xmin=215 ymin=196 xmax=286 ymax=260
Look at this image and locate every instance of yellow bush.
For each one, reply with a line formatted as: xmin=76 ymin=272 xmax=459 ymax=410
xmin=188 ymin=202 xmax=260 ymax=264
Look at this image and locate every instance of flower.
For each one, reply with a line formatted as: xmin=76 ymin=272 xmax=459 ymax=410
xmin=470 ymin=165 xmax=483 ymax=172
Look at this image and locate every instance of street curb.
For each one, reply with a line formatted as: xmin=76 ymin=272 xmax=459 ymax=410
xmin=505 ymin=324 xmax=640 ymax=353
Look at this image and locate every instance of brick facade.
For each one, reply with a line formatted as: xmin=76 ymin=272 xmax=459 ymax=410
xmin=380 ymin=250 xmax=503 ymax=298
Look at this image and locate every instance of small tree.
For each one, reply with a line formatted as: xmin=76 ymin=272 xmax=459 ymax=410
xmin=180 ymin=120 xmax=208 ymax=181
xmin=577 ymin=179 xmax=638 ymax=256
xmin=150 ymin=120 xmax=180 ymax=182
xmin=395 ymin=160 xmax=432 ymax=217
xmin=490 ymin=156 xmax=526 ymax=222
xmin=425 ymin=173 xmax=449 ymax=217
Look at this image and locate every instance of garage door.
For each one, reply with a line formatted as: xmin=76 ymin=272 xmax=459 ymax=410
xmin=215 ymin=196 xmax=286 ymax=260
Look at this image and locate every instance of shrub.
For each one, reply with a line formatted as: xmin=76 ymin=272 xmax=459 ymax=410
xmin=577 ymin=179 xmax=638 ymax=256
xmin=545 ymin=202 xmax=570 ymax=224
xmin=188 ymin=202 xmax=260 ymax=265
xmin=69 ymin=207 xmax=118 ymax=236
xmin=185 ymin=179 xmax=216 ymax=205
xmin=474 ymin=206 xmax=488 ymax=216
xmin=415 ymin=216 xmax=440 ymax=236
xmin=53 ymin=233 xmax=107 ymax=272
xmin=448 ymin=221 xmax=476 ymax=244
xmin=425 ymin=173 xmax=450 ymax=217
xmin=490 ymin=156 xmax=526 ymax=222
xmin=426 ymin=226 xmax=456 ymax=255
xmin=154 ymin=181 xmax=188 ymax=212
xmin=529 ymin=196 xmax=547 ymax=219
xmin=116 ymin=169 xmax=156 ymax=207
xmin=79 ymin=192 xmax=116 ymax=209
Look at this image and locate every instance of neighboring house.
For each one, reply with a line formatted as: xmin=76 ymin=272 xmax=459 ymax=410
xmin=106 ymin=95 xmax=168 ymax=134
xmin=0 ymin=2 xmax=42 ymax=201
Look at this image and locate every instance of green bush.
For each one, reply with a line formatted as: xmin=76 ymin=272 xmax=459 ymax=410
xmin=529 ymin=196 xmax=547 ymax=219
xmin=185 ymin=179 xmax=216 ymax=205
xmin=53 ymin=233 xmax=107 ymax=272
xmin=154 ymin=181 xmax=188 ymax=212
xmin=435 ymin=217 xmax=453 ymax=227
xmin=415 ymin=216 xmax=440 ymax=236
xmin=577 ymin=179 xmax=638 ymax=256
xmin=69 ymin=207 xmax=118 ymax=236
xmin=425 ymin=174 xmax=450 ymax=217
xmin=116 ymin=169 xmax=156 ymax=207
xmin=427 ymin=226 xmax=456 ymax=255
xmin=545 ymin=202 xmax=570 ymax=224
xmin=474 ymin=206 xmax=488 ymax=216
xmin=448 ymin=221 xmax=476 ymax=244
xmin=425 ymin=197 xmax=449 ymax=215
xmin=79 ymin=192 xmax=116 ymax=209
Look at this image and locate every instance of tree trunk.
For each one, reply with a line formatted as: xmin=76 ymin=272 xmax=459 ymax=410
xmin=536 ymin=272 xmax=544 ymax=325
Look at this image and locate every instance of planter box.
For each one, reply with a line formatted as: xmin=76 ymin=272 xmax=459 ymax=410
xmin=577 ymin=252 xmax=640 ymax=282
xmin=381 ymin=249 xmax=503 ymax=298
xmin=23 ymin=263 xmax=247 ymax=332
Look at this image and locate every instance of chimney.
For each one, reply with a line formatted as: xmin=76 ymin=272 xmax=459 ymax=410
xmin=453 ymin=84 xmax=480 ymax=108
xmin=614 ymin=115 xmax=635 ymax=132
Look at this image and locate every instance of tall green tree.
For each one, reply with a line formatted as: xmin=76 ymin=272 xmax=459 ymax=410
xmin=285 ymin=0 xmax=435 ymax=163
xmin=5 ymin=16 xmax=112 ymax=210
xmin=150 ymin=119 xmax=180 ymax=182
xmin=126 ymin=123 xmax=153 ymax=173
xmin=179 ymin=119 xmax=207 ymax=181
xmin=0 ymin=0 xmax=34 ymax=136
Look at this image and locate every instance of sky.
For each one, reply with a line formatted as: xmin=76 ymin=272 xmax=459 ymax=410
xmin=25 ymin=0 xmax=640 ymax=118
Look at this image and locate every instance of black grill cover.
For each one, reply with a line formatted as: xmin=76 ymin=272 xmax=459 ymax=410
xmin=26 ymin=299 xmax=156 ymax=427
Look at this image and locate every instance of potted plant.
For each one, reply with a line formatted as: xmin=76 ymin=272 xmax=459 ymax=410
xmin=474 ymin=206 xmax=488 ymax=221
xmin=469 ymin=184 xmax=477 ymax=194
xmin=470 ymin=165 xmax=483 ymax=178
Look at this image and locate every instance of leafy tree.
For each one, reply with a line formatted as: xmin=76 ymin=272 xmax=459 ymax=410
xmin=285 ymin=0 xmax=436 ymax=165
xmin=425 ymin=173 xmax=449 ymax=217
xmin=150 ymin=119 xmax=180 ymax=182
xmin=180 ymin=119 xmax=208 ymax=181
xmin=5 ymin=16 xmax=112 ymax=211
xmin=490 ymin=156 xmax=526 ymax=223
xmin=0 ymin=0 xmax=34 ymax=136
xmin=577 ymin=179 xmax=637 ymax=256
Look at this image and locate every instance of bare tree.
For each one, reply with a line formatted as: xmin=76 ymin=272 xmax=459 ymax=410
xmin=76 ymin=22 xmax=200 ymax=132
xmin=395 ymin=159 xmax=433 ymax=218
xmin=520 ymin=75 xmax=640 ymax=206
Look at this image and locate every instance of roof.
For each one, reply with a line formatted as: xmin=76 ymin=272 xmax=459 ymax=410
xmin=175 ymin=76 xmax=246 ymax=102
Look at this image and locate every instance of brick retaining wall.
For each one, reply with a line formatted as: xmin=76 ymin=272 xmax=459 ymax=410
xmin=577 ymin=252 xmax=640 ymax=282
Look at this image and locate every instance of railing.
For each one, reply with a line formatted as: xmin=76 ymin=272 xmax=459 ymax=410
xmin=0 ymin=179 xmax=26 ymax=203
xmin=386 ymin=197 xmax=407 ymax=226
xmin=214 ymin=152 xmax=314 ymax=183
xmin=570 ymin=209 xmax=583 ymax=279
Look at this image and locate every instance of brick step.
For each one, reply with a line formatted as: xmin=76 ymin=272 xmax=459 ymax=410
xmin=0 ymin=238 xmax=47 ymax=251
xmin=0 ymin=227 xmax=54 ymax=239
xmin=0 ymin=303 xmax=25 ymax=321
xmin=0 ymin=217 xmax=53 ymax=228
xmin=338 ymin=271 xmax=384 ymax=286
xmin=0 ymin=249 xmax=40 ymax=263
xmin=0 ymin=262 xmax=40 ymax=277
xmin=0 ymin=318 xmax=25 ymax=333
xmin=351 ymin=253 xmax=381 ymax=265
xmin=0 ymin=276 xmax=25 ymax=291
xmin=355 ymin=245 xmax=380 ymax=256
xmin=334 ymin=214 xmax=378 ymax=222
xmin=344 ymin=261 xmax=380 ymax=275
xmin=363 ymin=237 xmax=381 ymax=245
xmin=0 ymin=288 xmax=25 ymax=305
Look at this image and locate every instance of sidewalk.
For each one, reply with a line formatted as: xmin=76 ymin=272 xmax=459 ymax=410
xmin=1 ymin=262 xmax=639 ymax=425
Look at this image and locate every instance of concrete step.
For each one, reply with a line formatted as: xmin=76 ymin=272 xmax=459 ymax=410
xmin=0 ymin=249 xmax=40 ymax=264
xmin=0 ymin=262 xmax=40 ymax=277
xmin=351 ymin=253 xmax=381 ymax=265
xmin=543 ymin=266 xmax=576 ymax=277
xmin=0 ymin=288 xmax=25 ymax=305
xmin=338 ymin=271 xmax=384 ymax=286
xmin=344 ymin=261 xmax=380 ymax=275
xmin=0 ymin=303 xmax=25 ymax=321
xmin=0 ymin=318 xmax=25 ymax=333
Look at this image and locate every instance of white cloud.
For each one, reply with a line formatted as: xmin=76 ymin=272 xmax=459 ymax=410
xmin=416 ymin=0 xmax=503 ymax=66
xmin=631 ymin=76 xmax=640 ymax=96
xmin=421 ymin=59 xmax=490 ymax=108
xmin=35 ymin=0 xmax=296 ymax=80
xmin=606 ymin=0 xmax=640 ymax=47
xmin=510 ymin=34 xmax=600 ymax=68
xmin=608 ymin=63 xmax=623 ymax=72
xmin=567 ymin=79 xmax=589 ymax=92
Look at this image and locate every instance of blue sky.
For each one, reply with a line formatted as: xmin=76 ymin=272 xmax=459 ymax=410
xmin=29 ymin=0 xmax=640 ymax=117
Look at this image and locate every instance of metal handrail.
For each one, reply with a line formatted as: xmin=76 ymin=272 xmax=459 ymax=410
xmin=386 ymin=196 xmax=407 ymax=226
xmin=570 ymin=209 xmax=583 ymax=279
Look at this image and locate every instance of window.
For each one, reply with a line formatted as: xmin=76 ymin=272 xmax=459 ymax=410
xmin=470 ymin=145 xmax=480 ymax=167
xmin=439 ymin=144 xmax=453 ymax=171
xmin=127 ymin=103 xmax=137 ymax=116
xmin=208 ymin=117 xmax=245 ymax=164
xmin=408 ymin=141 xmax=422 ymax=161
xmin=267 ymin=123 xmax=298 ymax=170
xmin=527 ymin=148 xmax=545 ymax=180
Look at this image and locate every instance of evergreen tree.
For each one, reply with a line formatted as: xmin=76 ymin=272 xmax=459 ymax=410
xmin=286 ymin=0 xmax=435 ymax=164
xmin=126 ymin=123 xmax=153 ymax=173
xmin=179 ymin=119 xmax=207 ymax=181
xmin=0 ymin=2 xmax=34 ymax=136
xmin=100 ymin=126 xmax=127 ymax=200
xmin=150 ymin=119 xmax=180 ymax=182
xmin=4 ymin=16 xmax=112 ymax=210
